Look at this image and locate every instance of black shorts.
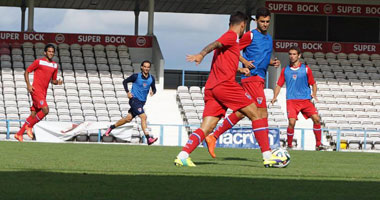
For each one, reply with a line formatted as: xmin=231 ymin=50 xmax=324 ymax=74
xmin=128 ymin=97 xmax=146 ymax=118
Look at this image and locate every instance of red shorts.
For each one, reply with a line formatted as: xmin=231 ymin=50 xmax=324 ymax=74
xmin=286 ymin=99 xmax=318 ymax=120
xmin=242 ymin=81 xmax=266 ymax=108
xmin=30 ymin=93 xmax=48 ymax=112
xmin=203 ymin=81 xmax=254 ymax=118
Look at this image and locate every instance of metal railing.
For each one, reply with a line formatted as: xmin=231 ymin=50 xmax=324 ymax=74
xmin=1 ymin=119 xmax=379 ymax=151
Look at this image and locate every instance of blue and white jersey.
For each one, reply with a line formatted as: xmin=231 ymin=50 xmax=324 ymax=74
xmin=277 ymin=64 xmax=315 ymax=100
xmin=240 ymin=29 xmax=273 ymax=80
xmin=123 ymin=72 xmax=156 ymax=102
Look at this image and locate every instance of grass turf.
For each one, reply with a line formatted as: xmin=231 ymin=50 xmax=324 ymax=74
xmin=0 ymin=141 xmax=380 ymax=200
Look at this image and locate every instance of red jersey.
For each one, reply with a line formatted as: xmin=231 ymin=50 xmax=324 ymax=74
xmin=27 ymin=58 xmax=58 ymax=97
xmin=205 ymin=30 xmax=240 ymax=89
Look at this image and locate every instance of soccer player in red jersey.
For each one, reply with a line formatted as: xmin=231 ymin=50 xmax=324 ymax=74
xmin=271 ymin=46 xmax=326 ymax=151
xmin=14 ymin=44 xmax=63 ymax=142
xmin=205 ymin=7 xmax=281 ymax=158
xmin=174 ymin=11 xmax=286 ymax=167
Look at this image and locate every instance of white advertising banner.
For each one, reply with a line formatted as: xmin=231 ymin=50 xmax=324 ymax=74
xmin=34 ymin=121 xmax=136 ymax=143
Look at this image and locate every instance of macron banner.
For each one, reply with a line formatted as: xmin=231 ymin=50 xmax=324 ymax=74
xmin=206 ymin=128 xmax=280 ymax=149
xmin=266 ymin=1 xmax=380 ymax=17
xmin=274 ymin=40 xmax=380 ymax=54
xmin=34 ymin=121 xmax=136 ymax=143
xmin=0 ymin=31 xmax=152 ymax=47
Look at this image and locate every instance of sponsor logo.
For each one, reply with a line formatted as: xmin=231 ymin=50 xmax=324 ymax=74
xmin=323 ymin=4 xmax=333 ymax=14
xmin=218 ymin=130 xmax=276 ymax=146
xmin=187 ymin=139 xmax=193 ymax=145
xmin=138 ymin=108 xmax=142 ymax=112
xmin=256 ymin=97 xmax=263 ymax=105
xmin=143 ymin=83 xmax=147 ymax=87
xmin=40 ymin=100 xmax=44 ymax=105
xmin=55 ymin=34 xmax=65 ymax=43
xmin=292 ymin=74 xmax=297 ymax=80
xmin=332 ymin=43 xmax=342 ymax=53
xmin=136 ymin=37 xmax=146 ymax=46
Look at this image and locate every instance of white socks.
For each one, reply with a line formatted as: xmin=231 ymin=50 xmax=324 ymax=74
xmin=262 ymin=151 xmax=272 ymax=160
xmin=177 ymin=151 xmax=189 ymax=160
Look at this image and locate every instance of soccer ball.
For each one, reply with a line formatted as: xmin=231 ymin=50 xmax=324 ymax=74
xmin=271 ymin=148 xmax=291 ymax=168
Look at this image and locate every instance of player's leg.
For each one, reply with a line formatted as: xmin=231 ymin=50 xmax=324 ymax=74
xmin=286 ymin=100 xmax=300 ymax=148
xmin=209 ymin=111 xmax=244 ymax=140
xmin=15 ymin=102 xmax=38 ymax=141
xmin=310 ymin=114 xmax=325 ymax=150
xmin=287 ymin=118 xmax=296 ymax=148
xmin=175 ymin=88 xmax=225 ymax=166
xmin=27 ymin=106 xmax=49 ymax=128
xmin=301 ymin=101 xmax=325 ymax=150
xmin=105 ymin=113 xmax=134 ymax=136
xmin=205 ymin=111 xmax=244 ymax=157
xmin=239 ymin=103 xmax=271 ymax=155
xmin=175 ymin=116 xmax=220 ymax=167
xmin=243 ymin=81 xmax=272 ymax=155
xmin=138 ymin=113 xmax=158 ymax=145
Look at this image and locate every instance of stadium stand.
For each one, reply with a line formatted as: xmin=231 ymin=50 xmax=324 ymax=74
xmin=0 ymin=41 xmax=158 ymax=143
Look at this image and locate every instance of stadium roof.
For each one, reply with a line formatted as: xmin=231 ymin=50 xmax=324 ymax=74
xmin=0 ymin=0 xmax=260 ymax=15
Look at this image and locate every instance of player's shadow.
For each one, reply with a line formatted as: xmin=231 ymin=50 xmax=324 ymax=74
xmin=220 ymin=157 xmax=249 ymax=161
xmin=194 ymin=161 xmax=218 ymax=166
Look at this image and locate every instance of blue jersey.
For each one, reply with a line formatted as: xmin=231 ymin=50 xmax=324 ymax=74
xmin=123 ymin=72 xmax=156 ymax=102
xmin=240 ymin=29 xmax=273 ymax=80
xmin=279 ymin=64 xmax=313 ymax=100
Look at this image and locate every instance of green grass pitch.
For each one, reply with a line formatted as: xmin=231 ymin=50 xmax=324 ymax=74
xmin=0 ymin=141 xmax=380 ymax=200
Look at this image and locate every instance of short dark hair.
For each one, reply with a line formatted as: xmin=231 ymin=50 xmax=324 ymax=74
xmin=44 ymin=43 xmax=55 ymax=52
xmin=229 ymin=11 xmax=249 ymax=26
xmin=141 ymin=60 xmax=151 ymax=67
xmin=256 ymin=7 xmax=271 ymax=20
xmin=289 ymin=46 xmax=301 ymax=55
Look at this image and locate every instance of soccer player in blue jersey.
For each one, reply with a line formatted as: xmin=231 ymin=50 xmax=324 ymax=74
xmin=105 ymin=60 xmax=158 ymax=145
xmin=271 ymin=46 xmax=326 ymax=151
xmin=205 ymin=7 xmax=281 ymax=158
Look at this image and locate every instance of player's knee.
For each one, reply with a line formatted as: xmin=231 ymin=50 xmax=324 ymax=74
xmin=42 ymin=107 xmax=49 ymax=115
xmin=288 ymin=121 xmax=296 ymax=128
xmin=140 ymin=114 xmax=147 ymax=121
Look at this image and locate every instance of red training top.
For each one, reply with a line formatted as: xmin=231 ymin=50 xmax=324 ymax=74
xmin=27 ymin=58 xmax=58 ymax=97
xmin=205 ymin=30 xmax=240 ymax=89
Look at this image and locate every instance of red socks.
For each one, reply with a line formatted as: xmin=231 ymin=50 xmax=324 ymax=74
xmin=314 ymin=124 xmax=322 ymax=147
xmin=213 ymin=112 xmax=241 ymax=139
xmin=26 ymin=111 xmax=47 ymax=128
xmin=287 ymin=127 xmax=294 ymax=147
xmin=252 ymin=118 xmax=270 ymax=153
xmin=182 ymin=129 xmax=206 ymax=154
xmin=16 ymin=123 xmax=27 ymax=136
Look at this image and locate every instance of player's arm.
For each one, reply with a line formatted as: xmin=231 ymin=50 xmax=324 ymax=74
xmin=123 ymin=74 xmax=138 ymax=98
xmin=24 ymin=70 xmax=34 ymax=93
xmin=237 ymin=67 xmax=250 ymax=76
xmin=239 ymin=55 xmax=255 ymax=69
xmin=150 ymin=76 xmax=157 ymax=96
xmin=51 ymin=80 xmax=63 ymax=85
xmin=271 ymin=85 xmax=282 ymax=105
xmin=271 ymin=67 xmax=286 ymax=104
xmin=239 ymin=31 xmax=255 ymax=69
xmin=269 ymin=57 xmax=281 ymax=68
xmin=51 ymin=68 xmax=63 ymax=85
xmin=24 ymin=60 xmax=39 ymax=93
xmin=186 ymin=41 xmax=222 ymax=65
xmin=306 ymin=65 xmax=318 ymax=102
xmin=311 ymin=83 xmax=318 ymax=102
